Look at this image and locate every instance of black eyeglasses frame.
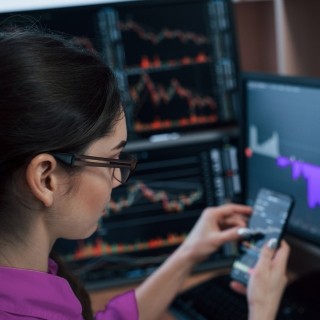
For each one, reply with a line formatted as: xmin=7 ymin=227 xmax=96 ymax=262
xmin=51 ymin=152 xmax=137 ymax=184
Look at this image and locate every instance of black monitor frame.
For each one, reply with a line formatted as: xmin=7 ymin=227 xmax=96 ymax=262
xmin=0 ymin=0 xmax=241 ymax=140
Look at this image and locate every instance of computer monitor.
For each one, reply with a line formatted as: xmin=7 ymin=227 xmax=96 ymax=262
xmin=54 ymin=133 xmax=241 ymax=289
xmin=0 ymin=0 xmax=239 ymax=140
xmin=97 ymin=0 xmax=239 ymax=139
xmin=0 ymin=0 xmax=242 ymax=288
xmin=240 ymin=73 xmax=320 ymax=257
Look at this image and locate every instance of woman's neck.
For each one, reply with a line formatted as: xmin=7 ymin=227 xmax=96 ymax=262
xmin=0 ymin=223 xmax=53 ymax=272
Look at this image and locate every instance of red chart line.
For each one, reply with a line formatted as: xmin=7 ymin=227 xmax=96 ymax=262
xmin=130 ymin=73 xmax=217 ymax=111
xmin=118 ymin=19 xmax=209 ymax=46
xmin=107 ymin=181 xmax=203 ymax=215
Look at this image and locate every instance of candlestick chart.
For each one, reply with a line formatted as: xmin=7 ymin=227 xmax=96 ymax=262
xmin=120 ymin=13 xmax=218 ymax=133
xmin=97 ymin=0 xmax=238 ymax=136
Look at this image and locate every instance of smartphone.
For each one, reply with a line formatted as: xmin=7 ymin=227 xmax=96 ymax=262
xmin=230 ymin=188 xmax=294 ymax=286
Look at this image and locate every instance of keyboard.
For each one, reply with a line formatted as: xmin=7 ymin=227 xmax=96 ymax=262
xmin=170 ymin=274 xmax=320 ymax=320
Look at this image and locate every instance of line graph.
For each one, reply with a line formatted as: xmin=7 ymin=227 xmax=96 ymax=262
xmin=113 ymin=10 xmax=231 ymax=130
xmin=118 ymin=19 xmax=209 ymax=46
xmin=247 ymin=125 xmax=320 ymax=210
xmin=106 ymin=181 xmax=203 ymax=216
xmin=130 ymin=73 xmax=218 ymax=131
xmin=277 ymin=157 xmax=320 ymax=209
xmin=131 ymin=73 xmax=216 ymax=109
xmin=96 ymin=2 xmax=238 ymax=135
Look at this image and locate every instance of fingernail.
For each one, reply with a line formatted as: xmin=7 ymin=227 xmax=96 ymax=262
xmin=237 ymin=227 xmax=251 ymax=238
xmin=267 ymin=238 xmax=278 ymax=249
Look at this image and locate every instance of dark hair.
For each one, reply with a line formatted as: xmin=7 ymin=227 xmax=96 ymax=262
xmin=0 ymin=28 xmax=123 ymax=320
xmin=0 ymin=29 xmax=122 ymax=167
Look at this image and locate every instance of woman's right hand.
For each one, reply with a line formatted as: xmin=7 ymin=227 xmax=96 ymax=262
xmin=231 ymin=239 xmax=290 ymax=320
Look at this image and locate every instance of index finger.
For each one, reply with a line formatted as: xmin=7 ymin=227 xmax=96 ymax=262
xmin=213 ymin=203 xmax=252 ymax=218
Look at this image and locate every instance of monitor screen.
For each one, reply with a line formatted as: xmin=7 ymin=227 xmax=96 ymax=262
xmin=0 ymin=0 xmax=239 ymax=140
xmin=241 ymin=72 xmax=320 ymax=247
xmin=100 ymin=0 xmax=239 ymax=139
xmin=55 ymin=133 xmax=241 ymax=289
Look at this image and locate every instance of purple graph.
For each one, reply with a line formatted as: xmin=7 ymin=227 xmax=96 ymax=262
xmin=277 ymin=156 xmax=320 ymax=208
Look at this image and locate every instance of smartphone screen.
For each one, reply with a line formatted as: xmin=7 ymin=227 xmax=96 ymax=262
xmin=230 ymin=188 xmax=294 ymax=286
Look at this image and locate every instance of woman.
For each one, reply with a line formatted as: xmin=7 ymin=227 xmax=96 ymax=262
xmin=0 ymin=28 xmax=289 ymax=320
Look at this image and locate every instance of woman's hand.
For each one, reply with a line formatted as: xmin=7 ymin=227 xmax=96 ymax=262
xmin=231 ymin=239 xmax=290 ymax=320
xmin=179 ymin=204 xmax=252 ymax=264
xmin=136 ymin=203 xmax=251 ymax=320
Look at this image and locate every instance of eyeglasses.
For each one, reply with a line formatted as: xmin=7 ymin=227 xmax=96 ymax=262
xmin=51 ymin=152 xmax=137 ymax=185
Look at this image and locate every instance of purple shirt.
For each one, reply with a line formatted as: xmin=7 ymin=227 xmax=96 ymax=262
xmin=0 ymin=259 xmax=139 ymax=320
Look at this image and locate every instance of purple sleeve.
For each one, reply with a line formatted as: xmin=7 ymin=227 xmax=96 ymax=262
xmin=94 ymin=290 xmax=139 ymax=320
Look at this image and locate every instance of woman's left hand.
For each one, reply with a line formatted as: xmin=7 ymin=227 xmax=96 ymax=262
xmin=179 ymin=203 xmax=252 ymax=264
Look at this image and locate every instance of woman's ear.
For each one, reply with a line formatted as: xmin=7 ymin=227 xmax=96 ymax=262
xmin=25 ymin=154 xmax=59 ymax=207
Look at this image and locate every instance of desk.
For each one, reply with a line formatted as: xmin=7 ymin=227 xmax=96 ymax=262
xmin=89 ymin=268 xmax=230 ymax=319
